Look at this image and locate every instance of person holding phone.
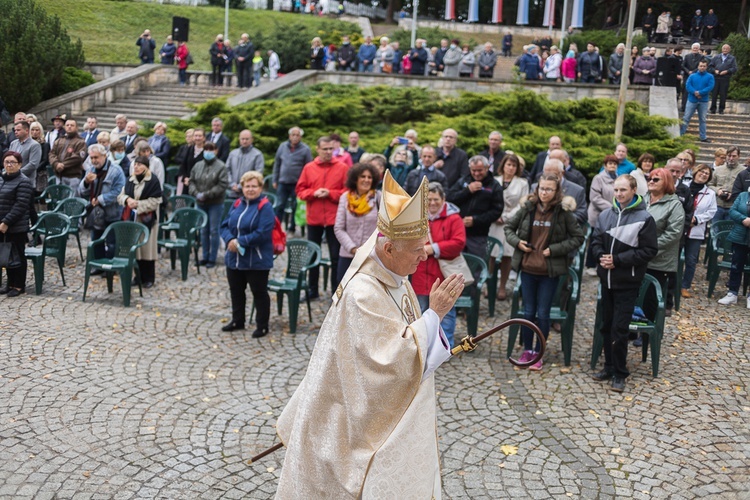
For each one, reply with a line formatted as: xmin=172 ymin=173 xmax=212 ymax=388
xmin=504 ymin=173 xmax=584 ymax=372
xmin=136 ymin=29 xmax=156 ymax=64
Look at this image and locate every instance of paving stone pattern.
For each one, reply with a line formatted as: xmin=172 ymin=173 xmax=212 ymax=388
xmin=1 ymin=234 xmax=748 ymax=499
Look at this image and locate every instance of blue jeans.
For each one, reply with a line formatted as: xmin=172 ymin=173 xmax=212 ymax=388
xmin=274 ymin=183 xmax=297 ymax=231
xmin=253 ymin=70 xmax=261 ymax=87
xmin=199 ymin=202 xmax=223 ymax=263
xmin=358 ymin=62 xmax=373 ymax=73
xmin=178 ymin=68 xmax=187 ymax=85
xmin=714 ymin=206 xmax=731 ymax=223
xmin=682 ymin=238 xmax=703 ymax=290
xmin=681 ymin=100 xmax=708 ymax=140
xmin=520 ymin=271 xmax=559 ymax=352
xmin=416 ymin=295 xmax=456 ymax=348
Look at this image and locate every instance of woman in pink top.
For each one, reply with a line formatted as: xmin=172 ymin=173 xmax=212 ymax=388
xmin=561 ymin=50 xmax=577 ymax=83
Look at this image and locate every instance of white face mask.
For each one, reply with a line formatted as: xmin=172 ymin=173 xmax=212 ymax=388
xmin=450 ymin=44 xmax=457 ymax=50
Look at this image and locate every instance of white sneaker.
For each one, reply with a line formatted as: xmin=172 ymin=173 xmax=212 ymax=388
xmin=718 ymin=292 xmax=738 ymax=305
xmin=747 ymin=296 xmax=750 ymax=309
xmin=585 ymin=267 xmax=598 ymax=277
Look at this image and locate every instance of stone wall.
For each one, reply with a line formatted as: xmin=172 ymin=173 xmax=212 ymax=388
xmin=83 ymin=63 xmax=141 ymax=82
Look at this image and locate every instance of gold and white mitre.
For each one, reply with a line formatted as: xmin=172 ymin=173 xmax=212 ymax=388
xmin=334 ymin=171 xmax=429 ymax=301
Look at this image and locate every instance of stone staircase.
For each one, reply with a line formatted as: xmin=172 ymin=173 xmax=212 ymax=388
xmin=683 ymin=113 xmax=750 ymax=165
xmin=91 ymin=84 xmax=238 ymax=131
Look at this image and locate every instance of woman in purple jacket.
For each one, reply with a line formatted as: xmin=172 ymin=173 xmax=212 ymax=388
xmin=632 ymin=47 xmax=657 ymax=85
xmin=333 ymin=163 xmax=382 ymax=283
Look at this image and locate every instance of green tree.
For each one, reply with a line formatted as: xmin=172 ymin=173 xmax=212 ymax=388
xmin=0 ymin=0 xmax=85 ymax=112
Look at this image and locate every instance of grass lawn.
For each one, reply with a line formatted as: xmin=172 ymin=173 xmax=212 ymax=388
xmin=44 ymin=0 xmax=357 ymax=70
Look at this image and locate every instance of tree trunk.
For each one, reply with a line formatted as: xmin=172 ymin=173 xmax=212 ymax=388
xmin=385 ymin=0 xmax=400 ymax=24
xmin=739 ymin=0 xmax=748 ymax=35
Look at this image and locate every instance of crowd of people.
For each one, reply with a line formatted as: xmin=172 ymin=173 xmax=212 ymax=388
xmin=641 ymin=7 xmax=721 ymax=45
xmin=3 ymin=106 xmax=750 ymax=391
xmin=136 ymin=30 xmax=281 ymax=87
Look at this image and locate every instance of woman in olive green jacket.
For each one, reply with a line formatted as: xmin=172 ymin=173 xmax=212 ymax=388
xmin=505 ymin=174 xmax=585 ymax=371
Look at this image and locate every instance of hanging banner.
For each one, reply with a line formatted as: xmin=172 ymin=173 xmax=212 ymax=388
xmin=542 ymin=0 xmax=556 ymax=27
xmin=491 ymin=0 xmax=503 ymax=23
xmin=516 ymin=0 xmax=529 ymax=25
xmin=572 ymin=0 xmax=585 ymax=27
xmin=445 ymin=0 xmax=456 ymax=20
xmin=468 ymin=0 xmax=479 ymax=22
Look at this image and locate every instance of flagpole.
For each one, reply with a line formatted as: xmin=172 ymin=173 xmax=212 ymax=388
xmin=615 ymin=0 xmax=637 ymax=143
xmin=560 ymin=0 xmax=569 ymax=44
xmin=410 ymin=0 xmax=419 ymax=49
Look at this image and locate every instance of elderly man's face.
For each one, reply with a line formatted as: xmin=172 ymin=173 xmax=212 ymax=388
xmin=668 ymin=162 xmax=684 ymax=180
xmin=421 ymin=148 xmax=436 ymax=168
xmin=722 ymin=45 xmax=731 ymax=55
xmin=115 ymin=117 xmax=126 ymax=129
xmin=386 ymin=238 xmax=428 ymax=276
xmin=289 ymin=129 xmax=301 ymax=145
xmin=470 ymin=162 xmax=489 ymax=182
xmin=488 ymin=134 xmax=502 ymax=150
xmin=441 ymin=130 xmax=457 ymax=149
xmin=549 ymin=149 xmax=568 ymax=167
xmin=125 ymin=122 xmax=137 ymax=136
xmin=239 ymin=131 xmax=253 ymax=147
xmin=89 ymin=151 xmax=106 ymax=169
xmin=53 ymin=119 xmax=64 ymax=129
xmin=549 ymin=137 xmax=561 ymax=150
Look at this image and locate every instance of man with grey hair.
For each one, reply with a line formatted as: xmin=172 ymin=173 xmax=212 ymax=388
xmin=273 ymin=126 xmax=313 ymax=233
xmin=235 ymin=33 xmax=254 ymax=88
xmin=78 ymin=143 xmax=127 ymax=264
xmin=209 ymin=117 xmax=231 ymax=161
xmin=9 ymin=121 xmax=41 ymax=193
xmin=122 ymin=120 xmax=140 ymax=155
xmin=226 ymin=130 xmax=264 ymax=199
xmin=548 ymin=149 xmax=587 ymax=190
xmin=540 ymin=158 xmax=587 ymax=226
xmin=447 ymin=155 xmax=504 ymax=257
xmin=110 ymin=114 xmax=128 ymax=143
xmin=608 ymin=43 xmax=626 ymax=84
xmin=435 ymin=128 xmax=469 ymax=188
xmin=478 ymin=131 xmax=505 ymax=172
xmin=709 ymin=44 xmax=737 ymax=115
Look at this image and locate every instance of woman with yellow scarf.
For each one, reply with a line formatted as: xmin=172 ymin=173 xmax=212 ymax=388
xmin=334 ymin=163 xmax=382 ymax=283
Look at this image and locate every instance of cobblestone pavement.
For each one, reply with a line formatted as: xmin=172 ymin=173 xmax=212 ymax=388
xmin=1 ymin=236 xmax=749 ymax=499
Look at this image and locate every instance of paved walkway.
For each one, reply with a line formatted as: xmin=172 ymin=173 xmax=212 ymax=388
xmin=1 ymin=235 xmax=748 ymax=499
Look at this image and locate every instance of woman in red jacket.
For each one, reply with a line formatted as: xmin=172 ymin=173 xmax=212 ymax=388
xmin=175 ymin=41 xmax=190 ymax=85
xmin=411 ymin=182 xmax=466 ymax=347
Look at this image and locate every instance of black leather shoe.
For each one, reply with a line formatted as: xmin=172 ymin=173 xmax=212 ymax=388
xmin=7 ymin=288 xmax=25 ymax=298
xmin=610 ymin=377 xmax=626 ymax=393
xmin=143 ymin=282 xmax=154 ymax=289
xmin=199 ymin=259 xmax=209 ymax=266
xmin=592 ymin=369 xmax=613 ymax=382
xmin=222 ymin=322 xmax=245 ymax=332
xmin=252 ymin=328 xmax=269 ymax=338
xmin=307 ymin=291 xmax=320 ymax=301
xmin=0 ymin=285 xmax=10 ymax=295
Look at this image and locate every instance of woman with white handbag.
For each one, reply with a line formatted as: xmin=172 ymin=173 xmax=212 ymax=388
xmin=411 ymin=182 xmax=466 ymax=347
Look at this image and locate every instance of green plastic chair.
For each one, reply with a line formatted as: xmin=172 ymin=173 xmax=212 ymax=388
xmin=35 ymin=184 xmax=74 ymax=212
xmin=162 ymin=195 xmax=198 ymax=237
xmin=590 ymin=274 xmax=665 ymax=377
xmin=507 ymin=267 xmax=579 ymax=366
xmin=25 ymin=213 xmax=71 ymax=295
xmin=157 ymin=208 xmax=208 ymax=280
xmin=706 ymin=229 xmax=750 ymax=298
xmin=704 ymin=220 xmax=734 ymax=265
xmin=454 ymin=253 xmax=489 ymax=338
xmin=165 ymin=166 xmax=180 ymax=186
xmin=53 ymin=197 xmax=88 ymax=260
xmin=83 ymin=221 xmax=149 ymax=307
xmin=259 ymin=239 xmax=321 ymax=334
xmin=485 ymin=236 xmax=503 ymax=317
xmin=264 ymin=192 xmax=277 ymax=208
xmin=263 ymin=174 xmax=276 ymax=194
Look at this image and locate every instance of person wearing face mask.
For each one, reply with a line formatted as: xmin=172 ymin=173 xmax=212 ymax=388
xmin=210 ymin=34 xmax=228 ymax=86
xmin=118 ymin=156 xmax=163 ymax=288
xmin=226 ymin=130 xmax=264 ymax=200
xmin=337 ymin=36 xmax=355 ymax=71
xmin=0 ymin=151 xmax=33 ymax=296
xmin=108 ymin=140 xmax=131 ymax=179
xmin=441 ymin=39 xmax=462 ymax=78
xmin=188 ymin=142 xmax=228 ymax=268
xmin=78 ymin=144 xmax=127 ymax=268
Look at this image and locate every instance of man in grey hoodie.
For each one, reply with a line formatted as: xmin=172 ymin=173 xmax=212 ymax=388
xmin=226 ymin=130 xmax=264 ymax=199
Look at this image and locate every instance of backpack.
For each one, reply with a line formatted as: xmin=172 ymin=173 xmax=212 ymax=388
xmin=258 ymin=197 xmax=286 ymax=255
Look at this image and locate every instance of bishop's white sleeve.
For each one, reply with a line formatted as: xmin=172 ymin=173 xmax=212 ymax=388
xmin=421 ymin=309 xmax=452 ymax=381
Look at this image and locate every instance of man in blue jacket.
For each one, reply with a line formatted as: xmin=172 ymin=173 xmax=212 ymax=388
xmin=357 ymin=36 xmax=376 ymax=73
xmin=680 ymin=60 xmax=715 ymax=142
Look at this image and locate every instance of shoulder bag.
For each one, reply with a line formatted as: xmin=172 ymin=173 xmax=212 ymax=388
xmin=428 ymin=228 xmax=475 ymax=286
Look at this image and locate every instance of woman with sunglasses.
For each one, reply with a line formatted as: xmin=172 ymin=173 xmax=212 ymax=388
xmin=644 ymin=169 xmax=685 ymax=320
xmin=505 ymin=173 xmax=584 ymax=372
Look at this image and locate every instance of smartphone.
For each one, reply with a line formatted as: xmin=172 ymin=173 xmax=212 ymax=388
xmin=526 ymin=243 xmax=535 ymax=250
xmin=397 ymin=137 xmax=408 ymax=145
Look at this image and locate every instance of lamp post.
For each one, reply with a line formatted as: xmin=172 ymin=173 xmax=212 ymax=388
xmin=614 ymin=0 xmax=637 ymax=143
xmin=410 ymin=0 xmax=419 ymax=50
xmin=225 ymin=0 xmax=230 ymax=43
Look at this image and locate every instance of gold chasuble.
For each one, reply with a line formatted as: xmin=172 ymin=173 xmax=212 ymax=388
xmin=275 ymin=173 xmax=445 ymax=499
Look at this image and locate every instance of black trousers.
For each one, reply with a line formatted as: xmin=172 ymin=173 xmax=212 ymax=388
xmin=137 ymin=260 xmax=155 ymax=284
xmin=600 ymin=285 xmax=639 ymax=379
xmin=307 ymin=225 xmax=340 ymax=295
xmin=211 ymin=63 xmax=224 ymax=86
xmin=644 ymin=270 xmax=671 ymax=320
xmin=237 ymin=60 xmax=251 ymax=87
xmin=3 ymin=231 xmax=28 ymax=290
xmin=226 ymin=268 xmax=270 ymax=329
xmin=711 ymin=76 xmax=730 ymax=113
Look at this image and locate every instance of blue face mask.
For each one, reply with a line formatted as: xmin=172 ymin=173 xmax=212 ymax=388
xmin=203 ymin=152 xmax=216 ymax=161
xmin=114 ymin=152 xmax=125 ymax=161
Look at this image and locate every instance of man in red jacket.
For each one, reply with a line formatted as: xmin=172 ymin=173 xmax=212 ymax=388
xmin=296 ymin=136 xmax=349 ymax=299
